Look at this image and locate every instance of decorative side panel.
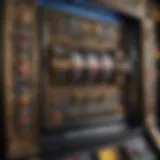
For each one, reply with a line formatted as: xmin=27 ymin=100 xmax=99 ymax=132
xmin=141 ymin=19 xmax=157 ymax=124
xmin=3 ymin=0 xmax=39 ymax=158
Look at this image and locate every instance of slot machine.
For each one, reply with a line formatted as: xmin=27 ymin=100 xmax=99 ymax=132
xmin=1 ymin=0 xmax=158 ymax=159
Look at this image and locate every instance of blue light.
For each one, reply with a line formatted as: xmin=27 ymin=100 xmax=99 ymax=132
xmin=37 ymin=0 xmax=121 ymax=25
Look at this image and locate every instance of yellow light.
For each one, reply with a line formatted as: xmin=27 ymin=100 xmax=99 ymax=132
xmin=98 ymin=147 xmax=119 ymax=160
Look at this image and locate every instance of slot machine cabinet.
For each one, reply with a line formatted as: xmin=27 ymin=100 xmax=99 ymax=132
xmin=39 ymin=3 xmax=158 ymax=158
xmin=39 ymin=4 xmax=146 ymax=157
xmin=1 ymin=0 xmax=158 ymax=160
xmin=2 ymin=0 xmax=39 ymax=159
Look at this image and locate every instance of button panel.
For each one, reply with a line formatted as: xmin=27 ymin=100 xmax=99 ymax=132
xmin=44 ymin=87 xmax=123 ymax=128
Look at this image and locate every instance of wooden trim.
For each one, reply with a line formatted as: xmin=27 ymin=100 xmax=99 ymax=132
xmin=3 ymin=0 xmax=39 ymax=158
